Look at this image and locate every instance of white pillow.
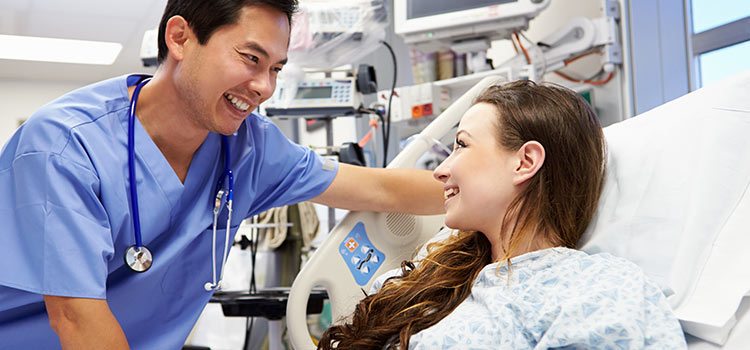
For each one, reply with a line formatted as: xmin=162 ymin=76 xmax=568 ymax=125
xmin=579 ymin=70 xmax=750 ymax=344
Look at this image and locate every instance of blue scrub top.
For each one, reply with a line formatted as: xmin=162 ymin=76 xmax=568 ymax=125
xmin=0 ymin=74 xmax=338 ymax=349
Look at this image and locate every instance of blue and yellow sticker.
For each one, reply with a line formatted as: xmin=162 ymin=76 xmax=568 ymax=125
xmin=338 ymin=222 xmax=386 ymax=286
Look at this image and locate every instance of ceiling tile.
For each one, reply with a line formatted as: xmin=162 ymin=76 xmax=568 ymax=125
xmin=29 ymin=0 xmax=164 ymax=20
xmin=24 ymin=12 xmax=145 ymax=43
xmin=2 ymin=0 xmax=32 ymax=11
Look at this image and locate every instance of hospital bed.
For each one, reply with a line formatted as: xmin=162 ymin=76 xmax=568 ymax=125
xmin=287 ymin=70 xmax=750 ymax=349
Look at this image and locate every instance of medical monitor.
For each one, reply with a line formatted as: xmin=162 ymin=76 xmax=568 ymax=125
xmin=394 ymin=0 xmax=550 ymax=50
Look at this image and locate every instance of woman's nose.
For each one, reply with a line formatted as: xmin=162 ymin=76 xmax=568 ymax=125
xmin=433 ymin=161 xmax=449 ymax=183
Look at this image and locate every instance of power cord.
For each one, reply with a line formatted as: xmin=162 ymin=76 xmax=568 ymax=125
xmin=242 ymin=215 xmax=261 ymax=350
xmin=379 ymin=40 xmax=397 ymax=168
xmin=357 ymin=106 xmax=387 ymax=167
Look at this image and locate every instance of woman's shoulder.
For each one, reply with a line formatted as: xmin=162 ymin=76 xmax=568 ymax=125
xmin=528 ymin=248 xmax=656 ymax=297
xmin=555 ymin=248 xmax=647 ymax=277
xmin=528 ymin=249 xmax=686 ymax=349
xmin=525 ymin=248 xmax=670 ymax=313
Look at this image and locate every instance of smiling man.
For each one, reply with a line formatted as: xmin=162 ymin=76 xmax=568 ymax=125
xmin=0 ymin=1 xmax=444 ymax=348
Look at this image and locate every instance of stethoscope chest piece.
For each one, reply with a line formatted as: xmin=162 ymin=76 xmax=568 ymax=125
xmin=125 ymin=245 xmax=153 ymax=273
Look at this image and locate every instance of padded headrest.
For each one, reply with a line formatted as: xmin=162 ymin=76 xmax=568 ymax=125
xmin=579 ymin=70 xmax=750 ymax=345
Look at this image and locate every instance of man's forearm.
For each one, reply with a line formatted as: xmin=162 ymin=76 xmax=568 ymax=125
xmin=383 ymin=169 xmax=445 ymax=215
xmin=44 ymin=295 xmax=130 ymax=349
xmin=313 ymin=164 xmax=445 ymax=214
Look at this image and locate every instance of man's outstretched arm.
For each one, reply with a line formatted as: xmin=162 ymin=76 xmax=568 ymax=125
xmin=312 ymin=163 xmax=445 ymax=215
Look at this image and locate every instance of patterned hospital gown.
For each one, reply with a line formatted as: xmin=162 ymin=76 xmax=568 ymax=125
xmin=371 ymin=247 xmax=687 ymax=349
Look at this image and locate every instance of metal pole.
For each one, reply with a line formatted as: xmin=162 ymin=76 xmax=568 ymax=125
xmin=325 ymin=117 xmax=336 ymax=231
xmin=268 ymin=319 xmax=283 ymax=350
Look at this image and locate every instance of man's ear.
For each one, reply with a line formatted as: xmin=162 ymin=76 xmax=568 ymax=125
xmin=512 ymin=141 xmax=545 ymax=186
xmin=164 ymin=16 xmax=192 ymax=62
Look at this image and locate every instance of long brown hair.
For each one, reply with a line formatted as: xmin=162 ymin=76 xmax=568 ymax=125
xmin=318 ymin=80 xmax=606 ymax=349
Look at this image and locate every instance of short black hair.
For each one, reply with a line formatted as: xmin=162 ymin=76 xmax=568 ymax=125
xmin=156 ymin=0 xmax=298 ymax=65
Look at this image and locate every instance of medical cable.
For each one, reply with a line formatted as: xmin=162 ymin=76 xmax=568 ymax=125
xmin=551 ymin=48 xmax=616 ymax=86
xmin=356 ymin=106 xmax=386 ymax=166
xmin=513 ymin=32 xmax=531 ymax=64
xmin=251 ymin=206 xmax=287 ymax=249
xmin=380 ymin=40 xmax=397 ymax=168
xmin=242 ymin=214 xmax=261 ymax=350
xmin=555 ymin=50 xmax=616 ymax=85
xmin=518 ymin=31 xmax=548 ymax=77
xmin=556 ymin=69 xmax=615 ymax=86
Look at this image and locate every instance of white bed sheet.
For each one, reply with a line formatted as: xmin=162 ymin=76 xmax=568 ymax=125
xmin=580 ymin=70 xmax=750 ymax=344
xmin=687 ymin=296 xmax=750 ymax=349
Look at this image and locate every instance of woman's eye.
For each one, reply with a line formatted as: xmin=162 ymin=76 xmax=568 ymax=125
xmin=454 ymin=139 xmax=467 ymax=149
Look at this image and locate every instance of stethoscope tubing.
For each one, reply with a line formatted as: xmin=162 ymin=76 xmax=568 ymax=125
xmin=210 ymin=137 xmax=235 ymax=289
xmin=127 ymin=77 xmax=235 ymax=288
xmin=128 ymin=79 xmax=150 ymax=248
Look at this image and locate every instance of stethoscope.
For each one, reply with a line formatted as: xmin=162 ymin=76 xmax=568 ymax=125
xmin=124 ymin=78 xmax=236 ymax=292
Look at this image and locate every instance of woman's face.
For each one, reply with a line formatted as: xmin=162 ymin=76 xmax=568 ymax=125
xmin=433 ymin=103 xmax=518 ymax=235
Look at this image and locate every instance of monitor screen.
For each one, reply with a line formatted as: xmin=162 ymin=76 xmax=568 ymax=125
xmin=295 ymin=86 xmax=333 ymax=99
xmin=407 ymin=0 xmax=518 ymax=20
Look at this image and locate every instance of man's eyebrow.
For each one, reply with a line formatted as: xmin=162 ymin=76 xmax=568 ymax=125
xmin=243 ymin=42 xmax=288 ymax=65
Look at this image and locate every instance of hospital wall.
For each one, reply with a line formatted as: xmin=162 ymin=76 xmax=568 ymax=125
xmin=0 ymin=80 xmax=86 ymax=145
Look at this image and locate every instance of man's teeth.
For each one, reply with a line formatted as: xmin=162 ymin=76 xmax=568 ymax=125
xmin=443 ymin=188 xmax=459 ymax=199
xmin=224 ymin=93 xmax=250 ymax=112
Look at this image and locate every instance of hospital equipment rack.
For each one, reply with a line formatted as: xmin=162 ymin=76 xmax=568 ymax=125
xmin=210 ymin=287 xmax=328 ymax=350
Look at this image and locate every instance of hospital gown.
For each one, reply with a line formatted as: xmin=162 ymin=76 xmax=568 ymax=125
xmin=372 ymin=247 xmax=687 ymax=349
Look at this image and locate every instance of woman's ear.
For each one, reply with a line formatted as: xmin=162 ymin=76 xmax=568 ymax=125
xmin=164 ymin=16 xmax=192 ymax=62
xmin=512 ymin=141 xmax=545 ymax=186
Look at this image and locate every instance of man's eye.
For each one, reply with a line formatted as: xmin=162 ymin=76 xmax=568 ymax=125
xmin=272 ymin=66 xmax=283 ymax=73
xmin=245 ymin=54 xmax=259 ymax=64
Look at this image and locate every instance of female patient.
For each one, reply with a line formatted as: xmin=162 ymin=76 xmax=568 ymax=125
xmin=318 ymin=80 xmax=686 ymax=349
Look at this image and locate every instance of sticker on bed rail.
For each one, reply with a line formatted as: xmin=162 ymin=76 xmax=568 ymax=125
xmin=339 ymin=222 xmax=385 ymax=286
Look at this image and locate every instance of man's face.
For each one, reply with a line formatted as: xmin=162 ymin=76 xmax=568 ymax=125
xmin=175 ymin=5 xmax=289 ymax=135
